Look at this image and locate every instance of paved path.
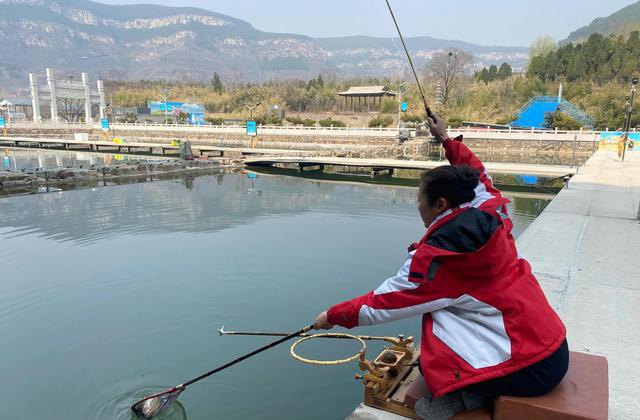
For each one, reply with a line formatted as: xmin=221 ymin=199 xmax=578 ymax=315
xmin=518 ymin=149 xmax=640 ymax=418
xmin=245 ymin=156 xmax=578 ymax=177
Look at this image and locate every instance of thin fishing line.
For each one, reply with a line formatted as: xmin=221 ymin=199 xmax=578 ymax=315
xmin=384 ymin=0 xmax=434 ymax=118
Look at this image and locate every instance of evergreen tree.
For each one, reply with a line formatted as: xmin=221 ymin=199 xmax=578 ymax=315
xmin=476 ymin=68 xmax=490 ymax=84
xmin=488 ymin=65 xmax=498 ymax=82
xmin=211 ymin=72 xmax=224 ymax=94
xmin=527 ymin=31 xmax=640 ymax=85
xmin=497 ymin=63 xmax=513 ymax=79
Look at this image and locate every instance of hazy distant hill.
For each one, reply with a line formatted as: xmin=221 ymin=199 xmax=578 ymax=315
xmin=0 ymin=0 xmax=528 ymax=88
xmin=563 ymin=1 xmax=640 ymax=44
xmin=316 ymin=36 xmax=528 ymax=76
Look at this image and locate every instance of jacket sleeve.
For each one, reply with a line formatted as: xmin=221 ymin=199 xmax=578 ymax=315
xmin=326 ymin=250 xmax=457 ymax=329
xmin=442 ymin=136 xmax=506 ymax=212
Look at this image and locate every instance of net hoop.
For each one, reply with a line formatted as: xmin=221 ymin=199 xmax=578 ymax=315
xmin=290 ymin=332 xmax=366 ymax=365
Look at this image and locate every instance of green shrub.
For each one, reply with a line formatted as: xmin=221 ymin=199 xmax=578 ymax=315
xmin=116 ymin=112 xmax=137 ymax=124
xmin=205 ymin=117 xmax=225 ymax=125
xmin=495 ymin=115 xmax=518 ymax=125
xmin=286 ymin=116 xmax=316 ymax=126
xmin=401 ymin=114 xmax=423 ymax=124
xmin=379 ymin=98 xmax=398 ymax=114
xmin=319 ymin=117 xmax=346 ymax=127
xmin=255 ymin=114 xmax=283 ymax=125
xmin=544 ymin=111 xmax=583 ymax=130
xmin=447 ymin=116 xmax=464 ymax=128
xmin=286 ymin=116 xmax=303 ymax=125
xmin=301 ymin=118 xmax=316 ymax=127
xmin=177 ymin=112 xmax=190 ymax=124
xmin=368 ymin=115 xmax=394 ymax=128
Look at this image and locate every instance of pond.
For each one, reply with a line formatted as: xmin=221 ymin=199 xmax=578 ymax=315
xmin=0 ymin=170 xmax=551 ymax=420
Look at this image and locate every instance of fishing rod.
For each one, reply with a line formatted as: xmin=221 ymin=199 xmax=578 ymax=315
xmin=218 ymin=326 xmax=407 ymax=344
xmin=384 ymin=0 xmax=437 ymax=123
xmin=130 ymin=324 xmax=315 ymax=419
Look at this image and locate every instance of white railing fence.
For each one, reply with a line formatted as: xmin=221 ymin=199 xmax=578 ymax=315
xmin=5 ymin=120 xmax=633 ymax=142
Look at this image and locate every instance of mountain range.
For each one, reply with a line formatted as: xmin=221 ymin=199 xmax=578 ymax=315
xmin=563 ymin=1 xmax=640 ymax=44
xmin=0 ymin=0 xmax=530 ymax=88
xmin=1 ymin=0 xmax=637 ymax=89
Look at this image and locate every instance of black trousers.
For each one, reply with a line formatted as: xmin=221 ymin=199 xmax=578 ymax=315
xmin=462 ymin=339 xmax=569 ymax=398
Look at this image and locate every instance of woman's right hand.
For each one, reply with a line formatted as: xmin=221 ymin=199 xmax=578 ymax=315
xmin=427 ymin=114 xmax=449 ymax=143
xmin=314 ymin=310 xmax=334 ymax=330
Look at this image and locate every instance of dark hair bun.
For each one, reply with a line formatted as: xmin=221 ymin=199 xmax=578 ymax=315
xmin=419 ymin=164 xmax=481 ymax=207
xmin=455 ymin=165 xmax=480 ymax=190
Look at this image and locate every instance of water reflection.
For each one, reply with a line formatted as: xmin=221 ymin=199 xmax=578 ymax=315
xmin=0 ymin=173 xmax=547 ymax=245
xmin=2 ymin=147 xmax=168 ymax=172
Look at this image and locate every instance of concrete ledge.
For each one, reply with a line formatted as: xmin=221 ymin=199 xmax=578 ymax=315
xmin=517 ymin=150 xmax=640 ymax=419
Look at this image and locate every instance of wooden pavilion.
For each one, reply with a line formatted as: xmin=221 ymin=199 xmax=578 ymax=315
xmin=338 ymin=86 xmax=397 ymax=112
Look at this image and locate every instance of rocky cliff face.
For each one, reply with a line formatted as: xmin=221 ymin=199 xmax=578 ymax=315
xmin=0 ymin=0 xmax=527 ymax=87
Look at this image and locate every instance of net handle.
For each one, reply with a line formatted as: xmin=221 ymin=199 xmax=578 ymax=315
xmin=132 ymin=324 xmax=315 ymax=417
xmin=184 ymin=324 xmax=315 ymax=386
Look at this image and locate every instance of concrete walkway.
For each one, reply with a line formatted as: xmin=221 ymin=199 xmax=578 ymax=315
xmin=518 ymin=149 xmax=640 ymax=419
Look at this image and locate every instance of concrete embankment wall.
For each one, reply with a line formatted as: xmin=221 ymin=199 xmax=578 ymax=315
xmin=5 ymin=127 xmax=596 ymax=164
xmin=0 ymin=159 xmax=241 ymax=197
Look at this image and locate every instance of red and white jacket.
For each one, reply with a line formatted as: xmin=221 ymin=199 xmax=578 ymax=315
xmin=327 ymin=136 xmax=566 ymax=397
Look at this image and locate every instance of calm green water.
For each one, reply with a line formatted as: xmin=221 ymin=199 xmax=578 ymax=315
xmin=0 ymin=172 xmax=550 ymax=420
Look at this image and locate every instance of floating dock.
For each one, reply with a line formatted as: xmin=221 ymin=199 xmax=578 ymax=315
xmin=0 ymin=136 xmax=312 ymax=158
xmin=245 ymin=155 xmax=578 ymax=177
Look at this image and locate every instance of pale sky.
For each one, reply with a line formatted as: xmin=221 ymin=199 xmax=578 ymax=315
xmin=99 ymin=0 xmax=637 ymax=47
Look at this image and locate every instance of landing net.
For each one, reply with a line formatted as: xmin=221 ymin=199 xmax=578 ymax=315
xmin=131 ymin=387 xmax=183 ymax=419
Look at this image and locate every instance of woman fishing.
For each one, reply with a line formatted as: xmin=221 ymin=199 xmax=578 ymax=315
xmin=314 ymin=114 xmax=569 ymax=418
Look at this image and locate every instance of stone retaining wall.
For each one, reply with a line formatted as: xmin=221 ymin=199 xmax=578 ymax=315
xmin=0 ymin=159 xmax=241 ymax=197
xmin=4 ymin=127 xmax=596 ymax=164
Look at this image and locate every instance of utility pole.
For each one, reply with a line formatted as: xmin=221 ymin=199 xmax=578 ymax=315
xmin=242 ymin=101 xmax=261 ymax=120
xmin=397 ymin=82 xmax=406 ymax=134
xmin=622 ymin=77 xmax=638 ymax=162
xmin=81 ymin=54 xmax=109 ymax=82
xmin=159 ymin=90 xmax=169 ymax=124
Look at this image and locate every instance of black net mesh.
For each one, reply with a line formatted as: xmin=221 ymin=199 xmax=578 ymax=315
xmin=131 ymin=388 xmax=183 ymax=419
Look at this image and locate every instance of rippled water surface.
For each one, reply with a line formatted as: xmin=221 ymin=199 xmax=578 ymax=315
xmin=0 ymin=172 xmax=550 ymax=420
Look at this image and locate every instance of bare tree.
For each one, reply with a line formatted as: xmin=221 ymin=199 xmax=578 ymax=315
xmin=56 ymin=98 xmax=85 ymax=122
xmin=424 ymin=49 xmax=473 ymax=105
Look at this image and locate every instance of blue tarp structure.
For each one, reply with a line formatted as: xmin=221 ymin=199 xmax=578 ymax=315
xmin=512 ymin=97 xmax=559 ymax=129
xmin=148 ymin=101 xmax=206 ymax=125
xmin=511 ymin=95 xmax=593 ymax=129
